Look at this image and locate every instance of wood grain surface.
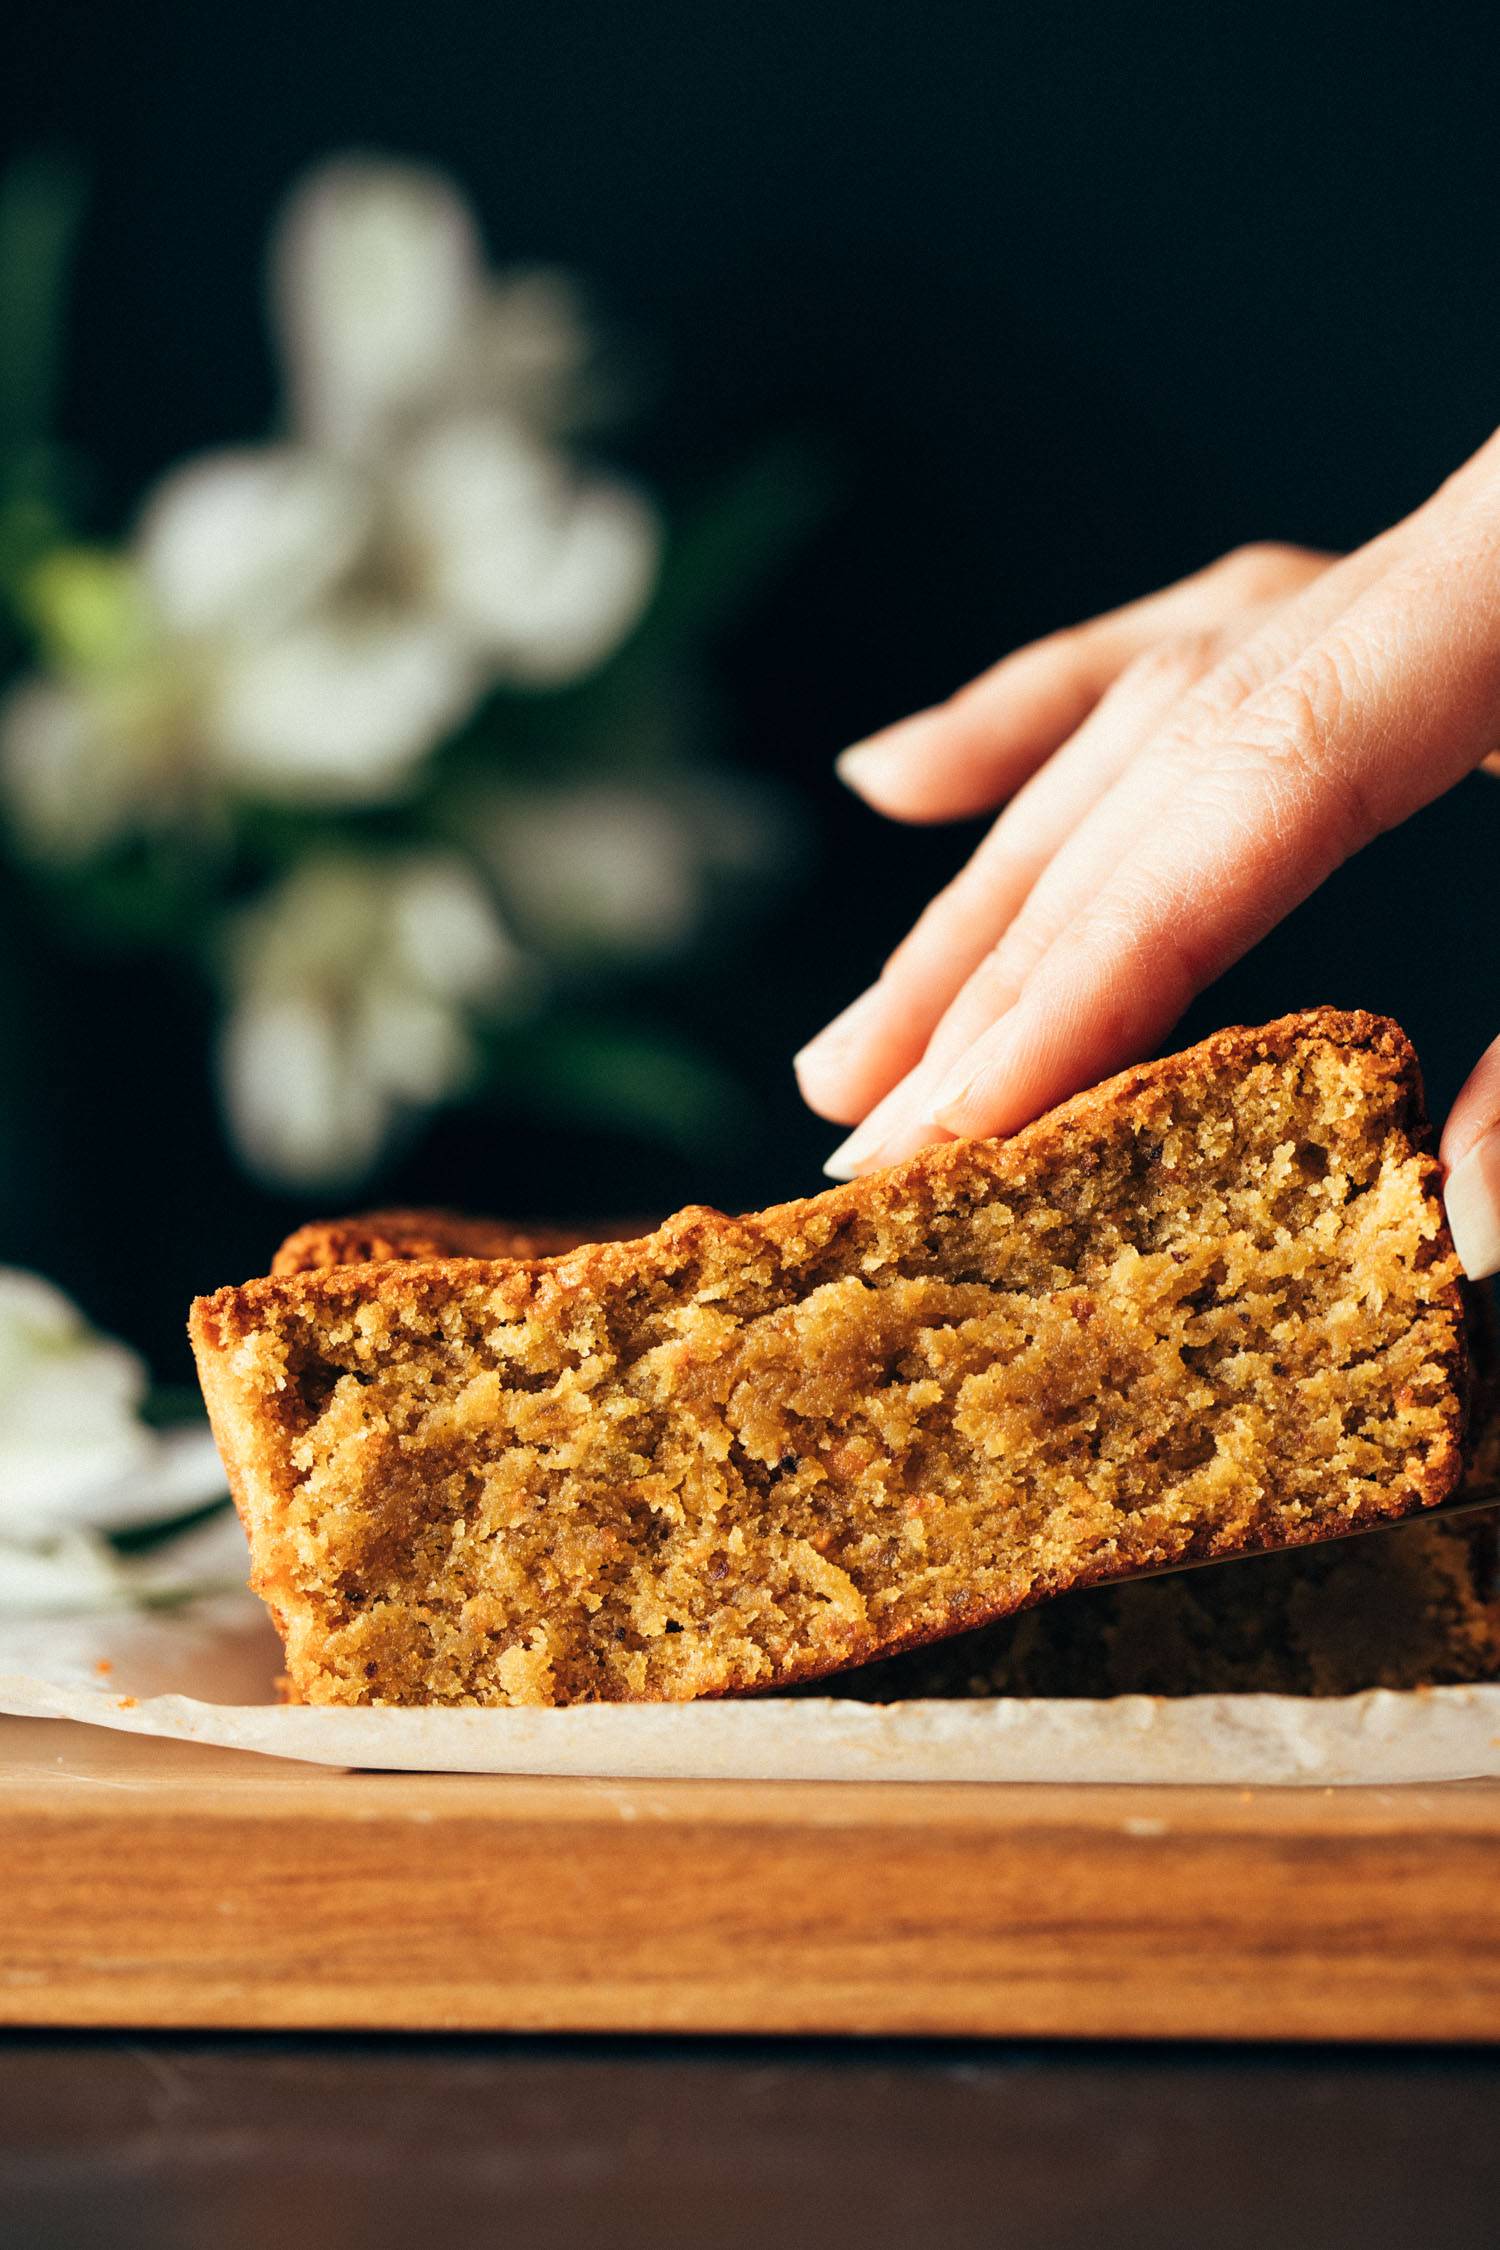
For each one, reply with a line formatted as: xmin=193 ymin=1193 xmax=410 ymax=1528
xmin=5 ymin=1717 xmax=1500 ymax=2041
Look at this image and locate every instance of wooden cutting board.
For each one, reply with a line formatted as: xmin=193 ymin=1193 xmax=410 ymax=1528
xmin=5 ymin=1715 xmax=1500 ymax=2042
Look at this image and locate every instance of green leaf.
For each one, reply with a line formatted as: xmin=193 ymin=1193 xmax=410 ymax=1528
xmin=21 ymin=545 xmax=152 ymax=674
xmin=639 ymin=436 xmax=835 ymax=650
xmin=489 ymin=1017 xmax=746 ymax=1157
xmin=0 ymin=151 xmax=88 ymax=457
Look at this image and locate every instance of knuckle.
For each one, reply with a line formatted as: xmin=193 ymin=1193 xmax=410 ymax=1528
xmin=1272 ymin=640 xmax=1358 ymax=759
xmin=1115 ymin=874 xmax=1216 ymax=995
xmin=1060 ymin=893 xmax=1200 ymax=1041
xmin=1111 ymin=631 xmax=1219 ymax=701
xmin=1241 ymin=638 xmax=1378 ymax=849
xmin=1215 ymin=540 xmax=1314 ymax=601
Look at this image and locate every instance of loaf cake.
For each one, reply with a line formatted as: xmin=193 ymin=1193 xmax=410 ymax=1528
xmin=190 ymin=1009 xmax=1472 ymax=1708
xmin=269 ymin=1197 xmax=1500 ymax=1706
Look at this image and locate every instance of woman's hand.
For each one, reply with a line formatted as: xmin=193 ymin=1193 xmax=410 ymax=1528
xmin=794 ymin=429 xmax=1500 ymax=1279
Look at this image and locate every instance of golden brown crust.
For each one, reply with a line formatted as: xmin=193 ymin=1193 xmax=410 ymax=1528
xmin=272 ymin=1211 xmax=645 ymax=1275
xmin=191 ymin=1008 xmax=1474 ymax=1707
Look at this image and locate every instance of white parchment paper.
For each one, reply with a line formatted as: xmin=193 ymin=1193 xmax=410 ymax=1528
xmin=3 ymin=1510 xmax=1498 ymax=1784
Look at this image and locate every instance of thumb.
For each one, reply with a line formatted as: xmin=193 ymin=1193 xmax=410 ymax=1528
xmin=1441 ymin=1032 xmax=1500 ymax=1281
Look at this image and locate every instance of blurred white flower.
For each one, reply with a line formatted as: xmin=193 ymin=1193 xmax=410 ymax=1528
xmin=389 ymin=414 xmax=657 ymax=687
xmin=219 ymin=850 xmax=528 ymax=1187
xmin=478 ymin=773 xmax=796 ymax=960
xmin=271 ymin=158 xmax=599 ymax=453
xmin=0 ymin=159 xmax=660 ymax=860
xmin=139 ymin=446 xmax=370 ymax=637
xmin=0 ymin=1268 xmax=227 ymax=1614
xmin=0 ymin=669 xmax=184 ymax=862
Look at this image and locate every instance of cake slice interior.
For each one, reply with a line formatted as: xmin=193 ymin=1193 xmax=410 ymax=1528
xmin=190 ymin=1010 xmax=1469 ymax=1707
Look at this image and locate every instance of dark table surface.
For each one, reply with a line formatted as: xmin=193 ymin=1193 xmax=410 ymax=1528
xmin=3 ymin=2035 xmax=1497 ymax=2250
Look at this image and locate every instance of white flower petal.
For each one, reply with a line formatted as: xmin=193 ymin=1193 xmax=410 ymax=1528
xmin=482 ymin=784 xmax=701 ymax=957
xmin=496 ymin=479 xmax=660 ymax=685
xmin=219 ymin=988 xmax=388 ymax=1188
xmin=0 ymin=1529 xmax=133 ymax=1617
xmin=0 ymin=1507 xmax=247 ymax=1621
xmin=229 ymin=855 xmax=385 ymax=989
xmin=209 ymin=611 xmax=476 ymax=802
xmin=447 ymin=269 xmax=597 ymax=428
xmin=75 ymin=1426 xmax=228 ymax=1534
xmin=0 ymin=680 xmax=154 ymax=861
xmin=388 ymin=856 xmax=524 ymax=999
xmin=138 ymin=448 xmax=371 ymax=637
xmin=0 ymin=1268 xmax=155 ymax=1540
xmin=355 ymin=982 xmax=472 ymax=1105
xmin=219 ymin=850 xmax=527 ymax=1188
xmin=272 ymin=158 xmax=483 ymax=454
xmin=392 ymin=413 xmax=555 ymax=586
xmin=390 ymin=416 xmax=659 ymax=684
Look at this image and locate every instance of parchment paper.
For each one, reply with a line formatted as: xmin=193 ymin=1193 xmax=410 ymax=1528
xmin=3 ymin=1510 xmax=1498 ymax=1784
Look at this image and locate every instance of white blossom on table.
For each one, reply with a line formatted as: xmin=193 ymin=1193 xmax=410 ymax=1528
xmin=0 ymin=1269 xmax=228 ymax=1616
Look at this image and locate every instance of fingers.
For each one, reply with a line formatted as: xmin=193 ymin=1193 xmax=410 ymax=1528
xmin=797 ymin=632 xmax=1224 ymax=1128
xmin=927 ymin=537 xmax=1500 ymax=1143
xmin=814 ymin=513 xmax=1469 ymax=1174
xmin=836 ymin=544 xmax=1331 ymax=826
xmin=817 ymin=688 xmax=1224 ymax=1173
xmin=806 ymin=425 xmax=1500 ymax=1185
xmin=1442 ymin=1034 xmax=1500 ymax=1280
xmin=811 ymin=551 xmax=1378 ymax=1152
xmin=804 ymin=550 xmax=1350 ymax=1142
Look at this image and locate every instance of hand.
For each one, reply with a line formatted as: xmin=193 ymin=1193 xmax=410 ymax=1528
xmin=793 ymin=428 xmax=1500 ymax=1279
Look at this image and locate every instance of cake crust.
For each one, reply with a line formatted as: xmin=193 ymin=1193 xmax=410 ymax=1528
xmin=192 ymin=1009 xmax=1472 ymax=1707
xmin=272 ymin=1211 xmax=642 ymax=1274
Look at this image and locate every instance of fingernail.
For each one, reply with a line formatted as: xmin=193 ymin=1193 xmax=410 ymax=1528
xmin=1444 ymin=1134 xmax=1500 ymax=1280
xmin=834 ymin=739 xmax=892 ymax=796
xmin=928 ymin=1013 xmax=1021 ymax=1133
xmin=823 ymin=1086 xmax=949 ymax=1181
xmin=823 ymin=1115 xmax=900 ymax=1181
xmin=834 ymin=716 xmax=932 ymax=800
xmin=793 ymin=984 xmax=885 ymax=1085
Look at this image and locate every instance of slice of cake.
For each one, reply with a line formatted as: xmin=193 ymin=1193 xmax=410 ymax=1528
xmin=190 ymin=1009 xmax=1471 ymax=1708
xmin=267 ymin=1188 xmax=1500 ymax=1706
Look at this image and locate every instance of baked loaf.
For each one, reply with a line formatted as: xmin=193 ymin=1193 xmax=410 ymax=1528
xmin=270 ymin=1195 xmax=1500 ymax=1705
xmin=190 ymin=1009 xmax=1471 ymax=1708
